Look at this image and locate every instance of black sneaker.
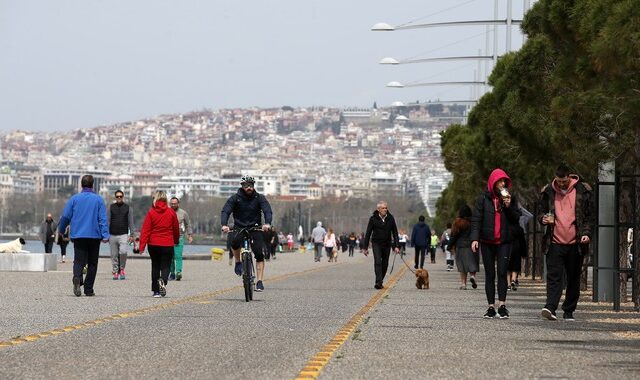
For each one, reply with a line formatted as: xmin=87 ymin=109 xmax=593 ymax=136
xmin=498 ymin=305 xmax=510 ymax=319
xmin=469 ymin=276 xmax=477 ymax=289
xmin=374 ymin=283 xmax=383 ymax=290
xmin=73 ymin=277 xmax=82 ymax=297
xmin=85 ymin=291 xmax=95 ymax=297
xmin=255 ymin=280 xmax=264 ymax=292
xmin=541 ymin=308 xmax=557 ymax=321
xmin=158 ymin=279 xmax=167 ymax=297
xmin=563 ymin=311 xmax=575 ymax=321
xmin=484 ymin=307 xmax=497 ymax=319
xmin=511 ymin=281 xmax=517 ymax=291
xmin=234 ymin=261 xmax=242 ymax=276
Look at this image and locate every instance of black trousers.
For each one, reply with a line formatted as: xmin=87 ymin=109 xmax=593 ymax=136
xmin=545 ymin=243 xmax=583 ymax=313
xmin=429 ymin=246 xmax=437 ymax=263
xmin=414 ymin=246 xmax=427 ymax=268
xmin=480 ymin=243 xmax=512 ymax=304
xmin=73 ymin=238 xmax=101 ymax=294
xmin=149 ymin=245 xmax=173 ymax=292
xmin=45 ymin=240 xmax=54 ymax=253
xmin=372 ymin=243 xmax=391 ymax=286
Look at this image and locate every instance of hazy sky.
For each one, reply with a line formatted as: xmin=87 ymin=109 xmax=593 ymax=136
xmin=0 ymin=0 xmax=529 ymax=132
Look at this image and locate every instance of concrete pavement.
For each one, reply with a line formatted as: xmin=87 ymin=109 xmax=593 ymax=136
xmin=0 ymin=250 xmax=638 ymax=379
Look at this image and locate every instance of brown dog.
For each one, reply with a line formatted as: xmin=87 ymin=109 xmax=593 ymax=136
xmin=415 ymin=268 xmax=429 ymax=289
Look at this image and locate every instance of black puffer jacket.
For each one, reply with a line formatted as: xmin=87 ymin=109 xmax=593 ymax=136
xmin=363 ymin=210 xmax=399 ymax=248
xmin=221 ymin=188 xmax=273 ymax=228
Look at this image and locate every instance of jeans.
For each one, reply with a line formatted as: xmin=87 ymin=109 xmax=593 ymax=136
xmin=372 ymin=243 xmax=391 ymax=286
xmin=480 ymin=243 xmax=512 ymax=304
xmin=545 ymin=243 xmax=584 ymax=313
xmin=414 ymin=246 xmax=427 ymax=268
xmin=314 ymin=243 xmax=323 ymax=261
xmin=73 ymin=238 xmax=101 ymax=294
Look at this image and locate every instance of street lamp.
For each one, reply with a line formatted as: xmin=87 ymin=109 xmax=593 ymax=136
xmin=379 ymin=55 xmax=494 ymax=65
xmin=387 ymin=81 xmax=485 ymax=88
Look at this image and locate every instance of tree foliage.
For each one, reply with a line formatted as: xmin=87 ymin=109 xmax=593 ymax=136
xmin=438 ymin=0 xmax=640 ymax=221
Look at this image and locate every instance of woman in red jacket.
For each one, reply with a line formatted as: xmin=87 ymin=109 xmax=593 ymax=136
xmin=139 ymin=191 xmax=180 ymax=297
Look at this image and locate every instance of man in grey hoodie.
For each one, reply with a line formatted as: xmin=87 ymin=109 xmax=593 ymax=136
xmin=310 ymin=221 xmax=326 ymax=262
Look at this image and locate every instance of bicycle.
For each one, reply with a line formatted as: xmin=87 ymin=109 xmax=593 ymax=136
xmin=231 ymin=226 xmax=262 ymax=302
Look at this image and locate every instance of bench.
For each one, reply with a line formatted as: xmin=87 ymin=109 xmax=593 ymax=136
xmin=0 ymin=253 xmax=57 ymax=272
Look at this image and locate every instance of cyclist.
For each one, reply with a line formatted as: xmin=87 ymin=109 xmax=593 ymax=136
xmin=221 ymin=176 xmax=273 ymax=292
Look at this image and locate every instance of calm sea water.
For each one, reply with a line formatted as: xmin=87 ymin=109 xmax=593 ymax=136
xmin=1 ymin=239 xmax=222 ymax=259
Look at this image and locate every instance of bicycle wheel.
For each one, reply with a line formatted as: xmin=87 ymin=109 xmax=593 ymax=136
xmin=242 ymin=252 xmax=252 ymax=302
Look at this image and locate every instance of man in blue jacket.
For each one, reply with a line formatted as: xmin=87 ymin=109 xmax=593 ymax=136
xmin=410 ymin=215 xmax=432 ymax=269
xmin=58 ymin=175 xmax=110 ymax=297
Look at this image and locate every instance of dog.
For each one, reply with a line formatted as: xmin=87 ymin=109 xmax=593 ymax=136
xmin=415 ymin=268 xmax=429 ymax=289
xmin=0 ymin=238 xmax=27 ymax=253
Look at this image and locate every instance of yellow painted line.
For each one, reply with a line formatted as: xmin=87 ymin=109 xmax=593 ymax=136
xmin=294 ymin=265 xmax=407 ymax=380
xmin=0 ymin=260 xmax=356 ymax=351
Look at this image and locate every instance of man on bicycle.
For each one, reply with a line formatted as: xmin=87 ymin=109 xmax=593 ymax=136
xmin=221 ymin=176 xmax=273 ymax=292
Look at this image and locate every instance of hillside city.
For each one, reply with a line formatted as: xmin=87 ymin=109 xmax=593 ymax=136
xmin=0 ymin=104 xmax=466 ymax=217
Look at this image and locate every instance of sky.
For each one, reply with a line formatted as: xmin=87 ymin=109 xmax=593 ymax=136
xmin=0 ymin=0 xmax=530 ymax=132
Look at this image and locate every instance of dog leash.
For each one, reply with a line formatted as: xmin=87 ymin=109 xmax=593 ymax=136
xmin=398 ymin=253 xmax=417 ymax=275
xmin=388 ymin=251 xmax=397 ymax=274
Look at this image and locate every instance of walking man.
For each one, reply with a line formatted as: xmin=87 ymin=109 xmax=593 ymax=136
xmin=108 ymin=190 xmax=135 ymax=280
xmin=539 ymin=164 xmax=593 ymax=321
xmin=362 ymin=201 xmax=400 ymax=289
xmin=40 ymin=213 xmax=57 ymax=253
xmin=58 ymin=175 xmax=110 ymax=297
xmin=410 ymin=215 xmax=431 ymax=269
xmin=311 ymin=221 xmax=326 ymax=262
xmin=169 ymin=197 xmax=193 ymax=281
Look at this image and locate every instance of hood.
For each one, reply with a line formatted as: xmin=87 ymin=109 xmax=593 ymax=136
xmin=487 ymin=168 xmax=512 ymax=196
xmin=415 ymin=221 xmax=427 ymax=228
xmin=152 ymin=200 xmax=169 ymax=213
xmin=552 ymin=174 xmax=580 ymax=193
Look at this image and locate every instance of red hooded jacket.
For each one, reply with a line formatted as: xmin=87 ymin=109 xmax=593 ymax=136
xmin=139 ymin=200 xmax=180 ymax=253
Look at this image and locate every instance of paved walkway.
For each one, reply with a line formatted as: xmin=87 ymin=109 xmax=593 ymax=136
xmin=0 ymin=251 xmax=638 ymax=379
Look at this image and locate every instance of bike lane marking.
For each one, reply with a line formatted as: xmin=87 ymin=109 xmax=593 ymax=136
xmin=295 ymin=264 xmax=407 ymax=379
xmin=0 ymin=262 xmax=354 ymax=350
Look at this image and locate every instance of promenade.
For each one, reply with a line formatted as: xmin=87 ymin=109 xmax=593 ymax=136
xmin=0 ymin=250 xmax=638 ymax=379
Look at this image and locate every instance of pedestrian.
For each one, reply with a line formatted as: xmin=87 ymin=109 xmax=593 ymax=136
xmin=324 ymin=228 xmax=337 ymax=262
xmin=471 ymin=168 xmax=522 ymax=319
xmin=429 ymin=230 xmax=438 ymax=264
xmin=410 ymin=215 xmax=431 ymax=269
xmin=169 ymin=197 xmax=193 ymax=281
xmin=449 ymin=205 xmax=479 ymax=290
xmin=108 ymin=190 xmax=135 ymax=280
xmin=270 ymin=226 xmax=279 ymax=260
xmin=287 ymin=232 xmax=294 ymax=251
xmin=139 ymin=190 xmax=180 ymax=298
xmin=58 ymin=175 xmax=110 ymax=297
xmin=539 ymin=164 xmax=593 ymax=321
xmin=55 ymin=225 xmax=70 ymax=263
xmin=221 ymin=175 xmax=273 ymax=292
xmin=508 ymin=205 xmax=533 ymax=291
xmin=362 ymin=201 xmax=400 ymax=289
xmin=348 ymin=232 xmax=357 ymax=257
xmin=40 ymin=213 xmax=57 ymax=253
xmin=398 ymin=229 xmax=408 ymax=256
xmin=441 ymin=223 xmax=453 ymax=271
xmin=311 ymin=221 xmax=326 ymax=262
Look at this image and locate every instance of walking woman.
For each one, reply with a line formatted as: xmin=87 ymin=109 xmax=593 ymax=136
xmin=324 ymin=228 xmax=337 ymax=262
xmin=139 ymin=191 xmax=180 ymax=298
xmin=471 ymin=168 xmax=521 ymax=319
xmin=56 ymin=225 xmax=70 ymax=263
xmin=449 ymin=205 xmax=479 ymax=290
